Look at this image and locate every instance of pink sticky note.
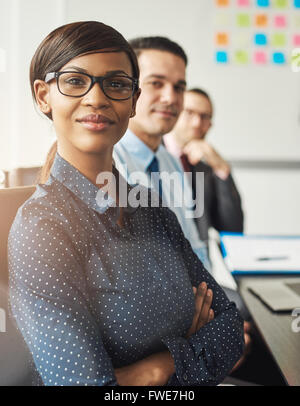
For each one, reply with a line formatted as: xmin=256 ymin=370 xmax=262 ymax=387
xmin=274 ymin=15 xmax=286 ymax=27
xmin=254 ymin=51 xmax=267 ymax=64
xmin=294 ymin=35 xmax=300 ymax=46
xmin=238 ymin=0 xmax=250 ymax=6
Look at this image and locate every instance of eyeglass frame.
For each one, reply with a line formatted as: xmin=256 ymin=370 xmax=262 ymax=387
xmin=44 ymin=71 xmax=140 ymax=101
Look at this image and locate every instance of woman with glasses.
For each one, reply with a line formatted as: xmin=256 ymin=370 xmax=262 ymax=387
xmin=8 ymin=21 xmax=244 ymax=386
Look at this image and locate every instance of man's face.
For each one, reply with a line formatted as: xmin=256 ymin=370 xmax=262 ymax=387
xmin=129 ymin=49 xmax=186 ymax=138
xmin=174 ymin=91 xmax=213 ymax=145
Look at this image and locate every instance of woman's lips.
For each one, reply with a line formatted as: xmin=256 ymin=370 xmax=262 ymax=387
xmin=77 ymin=114 xmax=115 ymax=131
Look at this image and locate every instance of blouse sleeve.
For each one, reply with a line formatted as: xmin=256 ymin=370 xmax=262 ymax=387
xmin=158 ymin=207 xmax=245 ymax=386
xmin=8 ymin=201 xmax=118 ymax=386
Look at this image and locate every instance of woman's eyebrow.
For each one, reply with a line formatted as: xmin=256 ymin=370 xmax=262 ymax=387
xmin=60 ymin=66 xmax=130 ymax=76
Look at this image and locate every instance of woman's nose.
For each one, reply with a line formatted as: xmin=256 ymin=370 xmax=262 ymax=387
xmin=82 ymin=82 xmax=111 ymax=108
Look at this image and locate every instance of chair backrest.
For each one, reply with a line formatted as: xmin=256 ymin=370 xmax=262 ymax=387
xmin=0 ymin=186 xmax=39 ymax=385
xmin=8 ymin=167 xmax=41 ymax=187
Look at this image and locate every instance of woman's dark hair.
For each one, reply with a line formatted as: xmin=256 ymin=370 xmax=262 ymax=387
xmin=31 ymin=21 xmax=139 ymax=183
xmin=129 ymin=36 xmax=188 ymax=66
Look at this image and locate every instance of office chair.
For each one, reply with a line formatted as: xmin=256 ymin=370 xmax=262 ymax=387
xmin=0 ymin=186 xmax=39 ymax=385
xmin=8 ymin=167 xmax=41 ymax=187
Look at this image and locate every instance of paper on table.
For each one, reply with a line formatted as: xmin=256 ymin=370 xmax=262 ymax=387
xmin=221 ymin=235 xmax=300 ymax=273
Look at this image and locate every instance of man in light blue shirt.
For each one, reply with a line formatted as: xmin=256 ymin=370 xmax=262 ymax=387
xmin=113 ymin=37 xmax=210 ymax=270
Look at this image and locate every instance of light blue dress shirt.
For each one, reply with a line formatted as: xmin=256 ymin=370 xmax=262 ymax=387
xmin=113 ymin=129 xmax=210 ymax=270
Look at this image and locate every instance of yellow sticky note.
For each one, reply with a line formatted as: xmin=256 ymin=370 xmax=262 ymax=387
xmin=233 ymin=32 xmax=250 ymax=47
xmin=234 ymin=50 xmax=249 ymax=64
xmin=214 ymin=12 xmax=231 ymax=26
xmin=271 ymin=32 xmax=286 ymax=47
xmin=274 ymin=0 xmax=288 ymax=8
xmin=237 ymin=14 xmax=251 ymax=27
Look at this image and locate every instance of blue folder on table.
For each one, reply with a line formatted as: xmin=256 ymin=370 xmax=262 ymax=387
xmin=220 ymin=233 xmax=300 ymax=275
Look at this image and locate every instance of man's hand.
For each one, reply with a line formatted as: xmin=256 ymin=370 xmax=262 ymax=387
xmin=183 ymin=139 xmax=230 ymax=180
xmin=186 ymin=282 xmax=214 ymax=338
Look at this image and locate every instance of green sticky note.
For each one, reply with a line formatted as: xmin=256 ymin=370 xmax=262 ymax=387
xmin=274 ymin=0 xmax=288 ymax=7
xmin=237 ymin=13 xmax=251 ymax=27
xmin=234 ymin=50 xmax=249 ymax=64
xmin=272 ymin=32 xmax=286 ymax=47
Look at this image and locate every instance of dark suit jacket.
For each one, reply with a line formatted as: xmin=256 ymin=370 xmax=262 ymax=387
xmin=191 ymin=161 xmax=244 ymax=244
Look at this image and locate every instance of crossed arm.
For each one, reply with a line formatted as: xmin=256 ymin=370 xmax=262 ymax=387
xmin=115 ymin=282 xmax=214 ymax=386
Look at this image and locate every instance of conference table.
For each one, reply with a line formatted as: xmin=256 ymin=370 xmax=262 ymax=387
xmin=209 ymin=238 xmax=300 ymax=386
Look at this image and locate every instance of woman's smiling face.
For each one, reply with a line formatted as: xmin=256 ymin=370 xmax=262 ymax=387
xmin=35 ymin=51 xmax=139 ymax=156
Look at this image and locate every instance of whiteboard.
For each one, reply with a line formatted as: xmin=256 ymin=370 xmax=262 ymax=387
xmin=65 ymin=0 xmax=300 ymax=160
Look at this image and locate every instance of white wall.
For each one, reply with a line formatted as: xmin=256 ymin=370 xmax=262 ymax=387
xmin=1 ymin=0 xmax=300 ymax=234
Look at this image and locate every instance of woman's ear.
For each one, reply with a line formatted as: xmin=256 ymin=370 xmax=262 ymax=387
xmin=34 ymin=80 xmax=51 ymax=115
xmin=130 ymin=88 xmax=141 ymax=118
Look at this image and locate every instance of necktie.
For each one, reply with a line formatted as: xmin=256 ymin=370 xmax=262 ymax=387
xmin=180 ymin=153 xmax=192 ymax=173
xmin=147 ymin=156 xmax=163 ymax=197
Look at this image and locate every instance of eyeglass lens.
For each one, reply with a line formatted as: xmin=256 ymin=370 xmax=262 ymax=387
xmin=58 ymin=72 xmax=135 ymax=99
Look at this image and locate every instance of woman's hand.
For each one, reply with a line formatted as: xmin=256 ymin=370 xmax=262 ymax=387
xmin=115 ymin=351 xmax=175 ymax=386
xmin=186 ymin=282 xmax=214 ymax=338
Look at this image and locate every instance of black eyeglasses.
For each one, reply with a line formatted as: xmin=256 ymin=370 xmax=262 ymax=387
xmin=45 ymin=71 xmax=139 ymax=101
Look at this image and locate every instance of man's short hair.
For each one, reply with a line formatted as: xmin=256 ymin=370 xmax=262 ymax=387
xmin=187 ymin=88 xmax=211 ymax=101
xmin=187 ymin=88 xmax=213 ymax=113
xmin=129 ymin=36 xmax=188 ymax=66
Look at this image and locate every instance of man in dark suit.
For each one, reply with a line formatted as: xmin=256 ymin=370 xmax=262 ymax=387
xmin=164 ymin=88 xmax=244 ymax=247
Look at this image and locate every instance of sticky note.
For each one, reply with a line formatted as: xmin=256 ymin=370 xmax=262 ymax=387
xmin=216 ymin=32 xmax=229 ymax=45
xmin=271 ymin=33 xmax=286 ymax=47
xmin=255 ymin=14 xmax=268 ymax=27
xmin=256 ymin=0 xmax=269 ymax=7
xmin=0 ymin=48 xmax=6 ymax=73
xmin=294 ymin=0 xmax=300 ymax=8
xmin=237 ymin=13 xmax=251 ymax=27
xmin=293 ymin=15 xmax=300 ymax=27
xmin=291 ymin=48 xmax=300 ymax=72
xmin=233 ymin=32 xmax=250 ymax=47
xmin=234 ymin=50 xmax=249 ymax=64
xmin=293 ymin=34 xmax=300 ymax=46
xmin=254 ymin=33 xmax=267 ymax=45
xmin=238 ymin=0 xmax=250 ymax=6
xmin=214 ymin=12 xmax=231 ymax=26
xmin=274 ymin=0 xmax=288 ymax=7
xmin=272 ymin=52 xmax=285 ymax=64
xmin=274 ymin=15 xmax=286 ymax=28
xmin=254 ymin=51 xmax=267 ymax=64
xmin=216 ymin=0 xmax=230 ymax=6
xmin=216 ymin=51 xmax=228 ymax=63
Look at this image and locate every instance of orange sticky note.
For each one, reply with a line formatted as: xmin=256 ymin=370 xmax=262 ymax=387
xmin=216 ymin=32 xmax=229 ymax=45
xmin=255 ymin=14 xmax=268 ymax=26
xmin=216 ymin=0 xmax=230 ymax=6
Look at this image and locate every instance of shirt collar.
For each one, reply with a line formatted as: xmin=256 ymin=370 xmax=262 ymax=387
xmin=118 ymin=129 xmax=162 ymax=170
xmin=50 ymin=152 xmax=137 ymax=217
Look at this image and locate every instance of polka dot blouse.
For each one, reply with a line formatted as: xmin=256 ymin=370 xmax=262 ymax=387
xmin=8 ymin=153 xmax=244 ymax=386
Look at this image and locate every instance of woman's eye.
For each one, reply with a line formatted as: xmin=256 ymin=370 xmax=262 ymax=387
xmin=66 ymin=78 xmax=85 ymax=86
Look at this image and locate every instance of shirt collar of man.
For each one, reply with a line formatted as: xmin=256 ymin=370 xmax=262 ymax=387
xmin=50 ymin=152 xmax=138 ymax=216
xmin=118 ymin=129 xmax=164 ymax=171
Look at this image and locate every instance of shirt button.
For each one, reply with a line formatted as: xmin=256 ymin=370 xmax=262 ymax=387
xmin=182 ymin=373 xmax=188 ymax=381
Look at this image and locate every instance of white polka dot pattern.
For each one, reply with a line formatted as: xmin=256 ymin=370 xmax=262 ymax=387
xmin=8 ymin=153 xmax=244 ymax=386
